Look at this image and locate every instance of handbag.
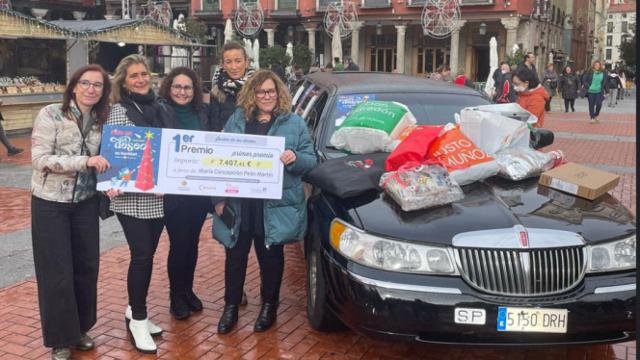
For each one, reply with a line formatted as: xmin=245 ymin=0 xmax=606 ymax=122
xmin=98 ymin=192 xmax=114 ymax=220
xmin=303 ymin=153 xmax=389 ymax=198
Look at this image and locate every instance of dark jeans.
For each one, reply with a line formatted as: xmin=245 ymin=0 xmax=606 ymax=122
xmin=0 ymin=119 xmax=18 ymax=152
xmin=224 ymin=231 xmax=284 ymax=305
xmin=544 ymin=96 xmax=552 ymax=111
xmin=587 ymin=92 xmax=604 ymax=119
xmin=31 ymin=195 xmax=100 ymax=348
xmin=165 ymin=196 xmax=210 ymax=293
xmin=563 ymin=98 xmax=575 ymax=112
xmin=116 ymin=213 xmax=164 ymax=320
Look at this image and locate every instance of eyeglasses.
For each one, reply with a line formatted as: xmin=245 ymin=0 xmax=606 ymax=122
xmin=77 ymin=80 xmax=104 ymax=91
xmin=255 ymin=89 xmax=277 ymax=98
xmin=171 ymin=84 xmax=194 ymax=93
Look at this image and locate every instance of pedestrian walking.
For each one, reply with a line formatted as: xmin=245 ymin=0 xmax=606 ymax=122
xmin=512 ymin=67 xmax=549 ymax=128
xmin=30 ymin=64 xmax=111 ymax=360
xmin=0 ymin=99 xmax=23 ymax=157
xmin=453 ymin=68 xmax=473 ymax=88
xmin=580 ymin=60 xmax=609 ymax=124
xmin=494 ymin=62 xmax=516 ymax=103
xmin=158 ymin=67 xmax=212 ymax=321
xmin=559 ymin=65 xmax=579 ymax=112
xmin=210 ymin=41 xmax=256 ymax=132
xmin=618 ymin=69 xmax=627 ymax=100
xmin=105 ymin=54 xmax=173 ymax=354
xmin=541 ymin=63 xmax=558 ymax=111
xmin=517 ymin=52 xmax=540 ymax=84
xmin=606 ymin=70 xmax=623 ymax=107
xmin=214 ymin=70 xmax=316 ymax=335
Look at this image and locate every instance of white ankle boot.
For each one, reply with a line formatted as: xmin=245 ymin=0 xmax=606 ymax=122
xmin=128 ymin=318 xmax=157 ymax=354
xmin=125 ymin=305 xmax=163 ymax=336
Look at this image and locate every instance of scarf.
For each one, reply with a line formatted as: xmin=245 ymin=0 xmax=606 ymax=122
xmin=120 ymin=89 xmax=164 ymax=127
xmin=212 ymin=67 xmax=256 ymax=98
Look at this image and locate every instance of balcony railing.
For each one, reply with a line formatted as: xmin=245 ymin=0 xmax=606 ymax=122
xmin=459 ymin=0 xmax=493 ymax=5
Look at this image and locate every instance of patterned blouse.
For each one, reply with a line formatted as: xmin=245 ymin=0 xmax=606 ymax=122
xmin=106 ymin=103 xmax=164 ymax=219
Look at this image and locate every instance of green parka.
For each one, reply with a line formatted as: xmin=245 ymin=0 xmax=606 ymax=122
xmin=211 ymin=108 xmax=317 ymax=248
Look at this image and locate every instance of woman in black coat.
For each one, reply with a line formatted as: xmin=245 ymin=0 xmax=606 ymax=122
xmin=559 ymin=66 xmax=580 ymax=112
xmin=209 ymin=41 xmax=255 ymax=131
xmin=158 ymin=67 xmax=212 ymax=320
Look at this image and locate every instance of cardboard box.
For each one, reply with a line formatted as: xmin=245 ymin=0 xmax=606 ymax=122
xmin=538 ymin=162 xmax=620 ymax=200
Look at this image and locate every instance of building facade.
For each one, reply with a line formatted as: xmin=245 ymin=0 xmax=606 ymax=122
xmin=188 ymin=0 xmax=569 ymax=81
xmin=604 ymin=0 xmax=636 ymax=69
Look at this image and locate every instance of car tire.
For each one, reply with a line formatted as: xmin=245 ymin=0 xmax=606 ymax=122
xmin=306 ymin=239 xmax=344 ymax=331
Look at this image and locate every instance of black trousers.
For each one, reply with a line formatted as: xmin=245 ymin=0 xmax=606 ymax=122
xmin=31 ymin=195 xmax=99 ymax=348
xmin=165 ymin=197 xmax=209 ymax=293
xmin=116 ymin=213 xmax=164 ymax=320
xmin=224 ymin=231 xmax=284 ymax=305
xmin=0 ymin=119 xmax=17 ymax=152
xmin=544 ymin=96 xmax=552 ymax=111
xmin=563 ymin=98 xmax=575 ymax=112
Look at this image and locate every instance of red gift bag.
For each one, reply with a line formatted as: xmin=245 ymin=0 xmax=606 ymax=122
xmin=385 ymin=125 xmax=443 ymax=171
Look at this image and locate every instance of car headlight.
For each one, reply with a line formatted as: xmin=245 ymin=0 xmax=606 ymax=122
xmin=587 ymin=235 xmax=636 ymax=273
xmin=330 ymin=219 xmax=459 ymax=275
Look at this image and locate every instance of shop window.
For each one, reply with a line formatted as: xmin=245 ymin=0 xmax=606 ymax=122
xmin=606 ymin=35 xmax=612 ymax=46
xmin=606 ymin=49 xmax=612 ymax=60
xmin=370 ymin=47 xmax=396 ymax=72
xmin=607 ymin=22 xmax=614 ymax=32
xmin=416 ymin=47 xmax=449 ymax=75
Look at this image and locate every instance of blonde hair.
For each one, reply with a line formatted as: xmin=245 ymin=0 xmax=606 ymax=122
xmin=111 ymin=54 xmax=150 ymax=103
xmin=237 ymin=70 xmax=291 ymax=119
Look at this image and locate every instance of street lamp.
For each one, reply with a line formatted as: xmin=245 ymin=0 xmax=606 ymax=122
xmin=479 ymin=22 xmax=487 ymax=35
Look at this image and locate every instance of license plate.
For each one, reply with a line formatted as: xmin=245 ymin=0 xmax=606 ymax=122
xmin=497 ymin=307 xmax=568 ymax=333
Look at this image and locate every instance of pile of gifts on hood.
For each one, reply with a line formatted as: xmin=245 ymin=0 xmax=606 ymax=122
xmin=320 ymin=101 xmax=564 ymax=212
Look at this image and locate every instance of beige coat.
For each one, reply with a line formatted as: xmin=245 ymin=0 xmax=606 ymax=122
xmin=31 ymin=103 xmax=102 ymax=203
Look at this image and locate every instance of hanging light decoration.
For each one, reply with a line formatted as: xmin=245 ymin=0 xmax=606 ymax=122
xmin=421 ymin=0 xmax=460 ymax=39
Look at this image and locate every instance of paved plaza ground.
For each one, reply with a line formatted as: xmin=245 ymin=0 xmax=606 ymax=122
xmin=0 ymin=95 xmax=636 ymax=359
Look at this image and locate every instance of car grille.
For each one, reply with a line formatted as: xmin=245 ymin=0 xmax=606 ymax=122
xmin=454 ymin=247 xmax=587 ymax=296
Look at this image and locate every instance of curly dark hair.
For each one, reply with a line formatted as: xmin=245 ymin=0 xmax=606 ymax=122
xmin=62 ymin=64 xmax=111 ymax=125
xmin=158 ymin=66 xmax=204 ymax=112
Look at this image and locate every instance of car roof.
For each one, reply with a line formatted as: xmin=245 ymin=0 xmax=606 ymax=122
xmin=305 ymin=71 xmax=481 ymax=96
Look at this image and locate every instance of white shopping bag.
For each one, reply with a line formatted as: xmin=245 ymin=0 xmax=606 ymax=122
xmin=457 ymin=103 xmax=534 ymax=155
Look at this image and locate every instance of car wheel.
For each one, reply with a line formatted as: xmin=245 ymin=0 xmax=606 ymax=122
xmin=306 ymin=240 xmax=344 ymax=331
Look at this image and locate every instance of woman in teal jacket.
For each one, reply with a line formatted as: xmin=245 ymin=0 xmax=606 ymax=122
xmin=212 ymin=69 xmax=316 ymax=334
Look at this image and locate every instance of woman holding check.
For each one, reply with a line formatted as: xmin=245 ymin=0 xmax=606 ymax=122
xmin=213 ymin=69 xmax=316 ymax=334
xmin=105 ymin=54 xmax=172 ymax=354
xmin=30 ymin=64 xmax=111 ymax=360
xmin=158 ymin=67 xmax=211 ymax=320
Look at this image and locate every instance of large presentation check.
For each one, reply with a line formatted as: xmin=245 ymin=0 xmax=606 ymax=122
xmin=97 ymin=125 xmax=285 ymax=199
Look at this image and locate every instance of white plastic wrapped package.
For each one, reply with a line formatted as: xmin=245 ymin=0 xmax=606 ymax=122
xmin=495 ymin=148 xmax=565 ymax=181
xmin=330 ymin=101 xmax=417 ymax=154
xmin=458 ymin=103 xmax=533 ymax=155
xmin=379 ymin=164 xmax=464 ymax=212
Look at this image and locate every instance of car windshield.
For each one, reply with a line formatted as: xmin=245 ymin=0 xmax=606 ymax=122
xmin=323 ymin=92 xmax=490 ymax=148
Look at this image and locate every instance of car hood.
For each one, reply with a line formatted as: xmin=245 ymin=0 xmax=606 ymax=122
xmin=343 ymin=177 xmax=635 ymax=246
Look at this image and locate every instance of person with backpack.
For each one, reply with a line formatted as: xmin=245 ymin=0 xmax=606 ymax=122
xmin=494 ymin=62 xmax=516 ymax=103
xmin=559 ymin=65 xmax=580 ymax=112
xmin=606 ymin=70 xmax=623 ymax=107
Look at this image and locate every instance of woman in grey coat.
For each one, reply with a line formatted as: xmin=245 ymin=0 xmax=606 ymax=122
xmin=559 ymin=66 xmax=580 ymax=112
xmin=541 ymin=63 xmax=558 ymax=111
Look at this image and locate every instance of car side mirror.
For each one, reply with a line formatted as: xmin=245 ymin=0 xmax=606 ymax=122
xmin=530 ymin=128 xmax=554 ymax=149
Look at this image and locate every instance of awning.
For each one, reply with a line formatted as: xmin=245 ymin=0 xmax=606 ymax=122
xmin=50 ymin=19 xmax=196 ymax=46
xmin=0 ymin=8 xmax=70 ymax=40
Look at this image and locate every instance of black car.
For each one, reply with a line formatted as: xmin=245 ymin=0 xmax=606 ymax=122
xmin=293 ymin=72 xmax=636 ymax=345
